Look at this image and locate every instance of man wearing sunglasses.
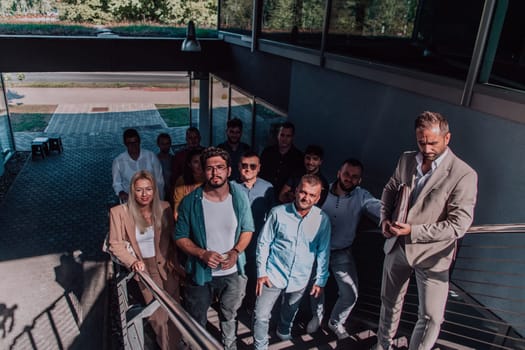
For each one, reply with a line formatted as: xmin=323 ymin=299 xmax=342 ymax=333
xmin=234 ymin=150 xmax=274 ymax=310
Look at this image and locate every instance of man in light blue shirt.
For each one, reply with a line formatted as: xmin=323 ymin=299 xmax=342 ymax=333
xmin=306 ymin=158 xmax=381 ymax=339
xmin=253 ymin=174 xmax=331 ymax=349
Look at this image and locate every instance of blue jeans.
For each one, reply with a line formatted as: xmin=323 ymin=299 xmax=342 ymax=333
xmin=253 ymin=284 xmax=306 ymax=350
xmin=184 ymin=273 xmax=247 ymax=350
xmin=310 ymin=249 xmax=358 ymax=325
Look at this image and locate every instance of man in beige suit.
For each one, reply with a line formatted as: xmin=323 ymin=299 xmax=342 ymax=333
xmin=373 ymin=111 xmax=478 ymax=350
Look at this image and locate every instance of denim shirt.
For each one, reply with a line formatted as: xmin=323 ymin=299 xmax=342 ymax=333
xmin=233 ymin=178 xmax=274 ymax=233
xmin=256 ymin=203 xmax=331 ymax=293
xmin=322 ymin=184 xmax=381 ymax=250
xmin=175 ymin=182 xmax=255 ymax=286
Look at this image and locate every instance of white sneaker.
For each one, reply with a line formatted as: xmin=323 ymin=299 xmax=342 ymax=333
xmin=328 ymin=320 xmax=350 ymax=340
xmin=275 ymin=329 xmax=292 ymax=341
xmin=306 ymin=316 xmax=321 ymax=333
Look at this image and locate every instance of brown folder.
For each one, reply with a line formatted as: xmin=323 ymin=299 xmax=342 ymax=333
xmin=392 ymin=184 xmax=410 ymax=223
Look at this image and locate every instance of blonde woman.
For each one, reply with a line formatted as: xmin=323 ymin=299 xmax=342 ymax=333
xmin=108 ymin=170 xmax=181 ymax=350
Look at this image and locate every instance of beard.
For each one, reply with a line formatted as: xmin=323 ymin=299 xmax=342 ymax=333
xmin=207 ymin=177 xmax=227 ymax=188
xmin=337 ymin=178 xmax=356 ymax=193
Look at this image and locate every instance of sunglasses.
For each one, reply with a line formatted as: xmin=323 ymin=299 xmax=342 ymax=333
xmin=241 ymin=163 xmax=258 ymax=170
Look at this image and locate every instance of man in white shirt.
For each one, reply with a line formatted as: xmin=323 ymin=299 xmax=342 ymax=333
xmin=112 ymin=128 xmax=164 ymax=203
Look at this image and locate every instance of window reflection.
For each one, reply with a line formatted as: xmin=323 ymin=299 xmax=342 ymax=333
xmin=260 ymin=0 xmax=326 ymax=50
xmin=230 ymin=88 xmax=253 ymax=146
xmin=219 ymin=0 xmax=253 ymax=35
xmin=254 ymin=102 xmax=286 ymax=155
xmin=330 ymin=0 xmax=416 ymax=37
xmin=326 ymin=0 xmax=483 ymax=81
xmin=483 ymin=0 xmax=525 ymax=90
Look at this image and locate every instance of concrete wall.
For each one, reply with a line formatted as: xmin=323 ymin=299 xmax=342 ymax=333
xmin=287 ymin=61 xmax=525 ymax=224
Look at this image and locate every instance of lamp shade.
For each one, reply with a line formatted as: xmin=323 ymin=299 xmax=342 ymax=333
xmin=181 ymin=20 xmax=201 ymax=52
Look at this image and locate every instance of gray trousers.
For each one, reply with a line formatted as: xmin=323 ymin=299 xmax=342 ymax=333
xmin=375 ymin=242 xmax=450 ymax=350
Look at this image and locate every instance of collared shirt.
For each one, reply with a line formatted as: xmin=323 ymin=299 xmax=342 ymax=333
xmin=322 ymin=184 xmax=381 ymax=250
xmin=175 ymin=182 xmax=255 ymax=286
xmin=233 ymin=178 xmax=274 ymax=233
xmin=256 ymin=203 xmax=331 ymax=293
xmin=259 ymin=144 xmax=304 ymax=198
xmin=112 ymin=148 xmax=164 ymax=198
xmin=411 ymin=148 xmax=449 ymax=205
xmin=217 ymin=141 xmax=251 ymax=180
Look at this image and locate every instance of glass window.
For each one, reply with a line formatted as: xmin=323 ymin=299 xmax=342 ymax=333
xmin=260 ymin=0 xmax=326 ymax=50
xmin=254 ymin=101 xmax=286 ymax=155
xmin=3 ymin=71 xmax=190 ymax=151
xmin=211 ymin=76 xmax=229 ymax=145
xmin=0 ymin=2 xmax=218 ymax=38
xmin=230 ymin=88 xmax=253 ymax=146
xmin=326 ymin=0 xmax=484 ymax=81
xmin=482 ymin=0 xmax=525 ymax=90
xmin=219 ymin=0 xmax=253 ymax=35
xmin=190 ymin=78 xmax=200 ymax=128
xmin=0 ymin=75 xmax=15 ymax=167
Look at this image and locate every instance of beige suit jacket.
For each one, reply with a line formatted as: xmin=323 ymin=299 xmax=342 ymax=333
xmin=381 ymin=149 xmax=478 ymax=270
xmin=108 ymin=201 xmax=175 ymax=280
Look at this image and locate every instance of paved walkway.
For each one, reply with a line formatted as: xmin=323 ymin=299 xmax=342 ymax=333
xmin=0 ymin=103 xmax=186 ymax=349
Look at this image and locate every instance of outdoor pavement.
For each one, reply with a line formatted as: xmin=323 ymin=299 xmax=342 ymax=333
xmin=0 ymin=103 xmax=187 ymax=349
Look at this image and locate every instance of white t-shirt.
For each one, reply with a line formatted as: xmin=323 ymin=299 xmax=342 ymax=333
xmin=135 ymin=225 xmax=155 ymax=258
xmin=202 ymin=194 xmax=238 ymax=276
xmin=112 ymin=149 xmax=165 ymax=198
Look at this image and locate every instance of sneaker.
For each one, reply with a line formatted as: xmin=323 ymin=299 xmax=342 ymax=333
xmin=306 ymin=316 xmax=321 ymax=333
xmin=275 ymin=329 xmax=292 ymax=341
xmin=328 ymin=320 xmax=350 ymax=340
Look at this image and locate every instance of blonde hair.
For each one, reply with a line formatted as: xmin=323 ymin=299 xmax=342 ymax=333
xmin=127 ymin=170 xmax=164 ymax=233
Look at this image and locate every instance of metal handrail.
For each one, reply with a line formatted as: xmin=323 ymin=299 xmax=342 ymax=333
xmin=115 ymin=268 xmax=222 ymax=350
xmin=354 ymin=223 xmax=525 ymax=350
xmin=134 ymin=270 xmax=222 ymax=350
xmin=468 ymin=223 xmax=525 ymax=233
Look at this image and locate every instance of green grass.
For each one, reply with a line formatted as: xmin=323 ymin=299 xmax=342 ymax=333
xmin=10 ymin=113 xmax=52 ymax=132
xmin=8 ymin=105 xmax=57 ymax=132
xmin=109 ymin=25 xmax=217 ymax=38
xmin=0 ymin=23 xmax=96 ymax=36
xmin=0 ymin=22 xmax=217 ymax=38
xmin=156 ymin=104 xmax=190 ymax=127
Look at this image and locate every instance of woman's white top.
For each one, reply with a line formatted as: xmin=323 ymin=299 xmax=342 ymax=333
xmin=135 ymin=225 xmax=155 ymax=258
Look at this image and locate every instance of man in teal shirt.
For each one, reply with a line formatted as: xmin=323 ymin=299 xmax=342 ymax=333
xmin=175 ymin=147 xmax=254 ymax=350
